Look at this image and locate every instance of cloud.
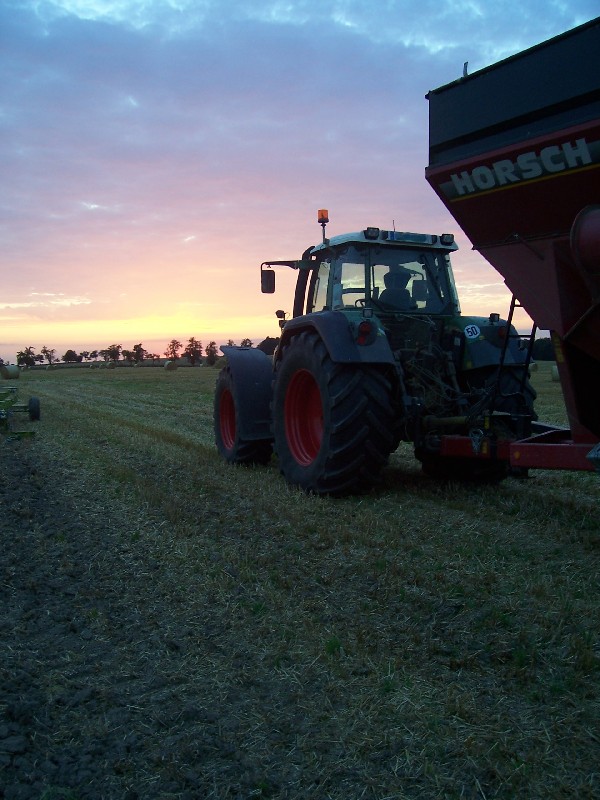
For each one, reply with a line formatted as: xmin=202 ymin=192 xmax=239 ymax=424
xmin=0 ymin=293 xmax=92 ymax=311
xmin=25 ymin=0 xmax=599 ymax=60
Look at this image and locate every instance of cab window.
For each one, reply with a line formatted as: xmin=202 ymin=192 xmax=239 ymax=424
xmin=371 ymin=249 xmax=450 ymax=313
xmin=330 ymin=247 xmax=367 ymax=309
xmin=307 ymin=260 xmax=330 ymax=312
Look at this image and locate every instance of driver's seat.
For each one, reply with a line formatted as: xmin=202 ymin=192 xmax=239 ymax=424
xmin=380 ymin=272 xmax=411 ymax=309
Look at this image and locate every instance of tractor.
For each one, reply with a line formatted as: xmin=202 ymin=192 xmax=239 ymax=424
xmin=215 ymin=19 xmax=600 ymax=494
xmin=214 ymin=210 xmax=537 ymax=494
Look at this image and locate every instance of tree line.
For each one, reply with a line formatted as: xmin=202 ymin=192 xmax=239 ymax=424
xmin=7 ymin=337 xmax=261 ymax=368
xmin=4 ymin=336 xmax=556 ymax=368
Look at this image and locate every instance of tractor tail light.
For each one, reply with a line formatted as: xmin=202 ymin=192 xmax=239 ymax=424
xmin=357 ymin=320 xmax=373 ymax=345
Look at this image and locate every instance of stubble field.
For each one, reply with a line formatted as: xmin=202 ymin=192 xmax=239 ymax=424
xmin=1 ymin=361 xmax=599 ymax=800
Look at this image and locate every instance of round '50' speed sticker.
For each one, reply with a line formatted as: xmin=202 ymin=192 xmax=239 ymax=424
xmin=464 ymin=324 xmax=481 ymax=339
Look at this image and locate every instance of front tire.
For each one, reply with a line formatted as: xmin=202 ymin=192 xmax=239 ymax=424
xmin=417 ymin=366 xmax=537 ymax=482
xmin=467 ymin=366 xmax=537 ymax=421
xmin=272 ymin=331 xmax=396 ymax=495
xmin=214 ymin=367 xmax=272 ymax=465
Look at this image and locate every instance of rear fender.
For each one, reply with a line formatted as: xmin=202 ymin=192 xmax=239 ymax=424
xmin=221 ymin=347 xmax=273 ymax=440
xmin=278 ymin=311 xmax=395 ymax=365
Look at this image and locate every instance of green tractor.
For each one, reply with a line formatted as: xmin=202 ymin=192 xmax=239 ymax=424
xmin=214 ymin=211 xmax=536 ymax=494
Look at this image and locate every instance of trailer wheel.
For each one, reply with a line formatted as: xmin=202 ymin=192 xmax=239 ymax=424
xmin=28 ymin=397 xmax=41 ymax=421
xmin=214 ymin=367 xmax=272 ymax=465
xmin=273 ymin=331 xmax=396 ymax=495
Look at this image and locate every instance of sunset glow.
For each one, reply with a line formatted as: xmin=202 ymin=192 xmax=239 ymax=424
xmin=2 ymin=1 xmax=597 ymax=362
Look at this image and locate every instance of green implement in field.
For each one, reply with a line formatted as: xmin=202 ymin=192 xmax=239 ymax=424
xmin=0 ymin=374 xmax=41 ymax=440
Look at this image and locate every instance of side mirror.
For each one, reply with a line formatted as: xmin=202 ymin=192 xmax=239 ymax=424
xmin=261 ymin=269 xmax=275 ymax=294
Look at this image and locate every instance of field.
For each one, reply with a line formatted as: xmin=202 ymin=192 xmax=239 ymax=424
xmin=1 ymin=361 xmax=599 ymax=799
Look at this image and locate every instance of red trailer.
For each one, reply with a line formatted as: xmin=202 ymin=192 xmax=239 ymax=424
xmin=426 ymin=17 xmax=600 ymax=473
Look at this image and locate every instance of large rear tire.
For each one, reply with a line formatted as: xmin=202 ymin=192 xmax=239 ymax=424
xmin=272 ymin=331 xmax=396 ymax=495
xmin=214 ymin=367 xmax=272 ymax=465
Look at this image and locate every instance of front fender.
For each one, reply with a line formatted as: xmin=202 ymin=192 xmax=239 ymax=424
xmin=278 ymin=311 xmax=395 ymax=365
xmin=221 ymin=347 xmax=273 ymax=440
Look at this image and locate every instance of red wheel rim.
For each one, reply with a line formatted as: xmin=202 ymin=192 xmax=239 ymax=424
xmin=285 ymin=369 xmax=323 ymax=465
xmin=220 ymin=388 xmax=236 ymax=451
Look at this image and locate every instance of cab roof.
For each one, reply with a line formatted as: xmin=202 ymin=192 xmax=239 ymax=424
xmin=310 ymin=227 xmax=458 ymax=253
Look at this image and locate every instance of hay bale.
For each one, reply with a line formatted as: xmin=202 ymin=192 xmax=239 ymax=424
xmin=1 ymin=364 xmax=20 ymax=380
xmin=529 ymin=362 xmax=538 ymax=372
xmin=164 ymin=360 xmax=178 ymax=371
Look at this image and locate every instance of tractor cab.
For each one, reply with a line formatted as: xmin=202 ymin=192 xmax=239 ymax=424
xmin=261 ymin=212 xmax=461 ymax=326
xmin=307 ymin=227 xmax=461 ymax=319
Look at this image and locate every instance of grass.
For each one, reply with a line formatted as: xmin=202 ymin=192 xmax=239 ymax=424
xmin=11 ymin=361 xmax=600 ymax=798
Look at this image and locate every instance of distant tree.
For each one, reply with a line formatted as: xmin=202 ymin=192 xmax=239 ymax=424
xmin=532 ymin=337 xmax=555 ymax=361
xmin=88 ymin=350 xmax=99 ymax=361
xmin=79 ymin=350 xmax=90 ymax=361
xmin=240 ymin=338 xmax=253 ymax=348
xmin=183 ymin=337 xmax=203 ymax=366
xmin=256 ymin=337 xmax=279 ymax=355
xmin=226 ymin=339 xmax=236 ymax=347
xmin=121 ymin=350 xmax=135 ymax=365
xmin=41 ymin=345 xmax=56 ymax=365
xmin=164 ymin=339 xmax=182 ymax=360
xmin=132 ymin=343 xmax=147 ymax=363
xmin=62 ymin=349 xmax=81 ymax=363
xmin=106 ymin=344 xmax=122 ymax=362
xmin=16 ymin=346 xmax=38 ymax=367
xmin=205 ymin=341 xmax=218 ymax=366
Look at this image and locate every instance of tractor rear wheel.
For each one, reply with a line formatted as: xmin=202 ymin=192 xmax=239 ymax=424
xmin=272 ymin=331 xmax=396 ymax=495
xmin=214 ymin=367 xmax=272 ymax=465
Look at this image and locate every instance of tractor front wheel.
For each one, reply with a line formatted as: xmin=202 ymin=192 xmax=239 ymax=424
xmin=214 ymin=367 xmax=272 ymax=465
xmin=273 ymin=331 xmax=396 ymax=495
xmin=417 ymin=366 xmax=537 ymax=482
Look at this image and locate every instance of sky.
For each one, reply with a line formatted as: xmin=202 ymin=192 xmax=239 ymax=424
xmin=1 ymin=0 xmax=598 ymax=362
